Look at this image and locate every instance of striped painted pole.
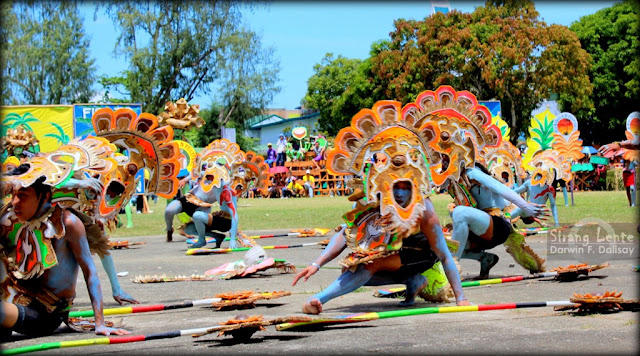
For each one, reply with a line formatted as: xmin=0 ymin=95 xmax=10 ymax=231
xmin=1 ymin=325 xmax=222 ymax=355
xmin=186 ymin=232 xmax=306 ymax=245
xmin=3 ymin=300 xmax=578 ymax=355
xmin=68 ymin=298 xmax=221 ymax=318
xmin=275 ymin=300 xmax=577 ymax=331
xmin=185 ymin=229 xmax=332 ymax=244
xmin=186 ymin=242 xmax=321 ymax=255
xmin=375 ymin=272 xmax=558 ymax=297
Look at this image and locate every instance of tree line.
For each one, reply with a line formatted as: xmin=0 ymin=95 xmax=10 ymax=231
xmin=303 ymin=0 xmax=639 ymax=145
xmin=1 ymin=0 xmax=280 ymax=151
xmin=1 ymin=1 xmax=637 ymax=147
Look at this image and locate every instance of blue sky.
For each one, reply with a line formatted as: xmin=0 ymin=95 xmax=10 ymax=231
xmin=80 ymin=1 xmax=617 ymax=110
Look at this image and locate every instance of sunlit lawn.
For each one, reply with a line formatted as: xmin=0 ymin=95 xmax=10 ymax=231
xmin=109 ymin=191 xmax=639 ymax=238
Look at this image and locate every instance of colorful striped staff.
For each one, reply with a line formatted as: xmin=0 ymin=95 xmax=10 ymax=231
xmin=275 ymin=300 xmax=577 ymax=331
xmin=186 ymin=242 xmax=321 ymax=255
xmin=68 ymin=298 xmax=221 ymax=318
xmin=375 ymin=272 xmax=558 ymax=297
xmin=68 ymin=291 xmax=290 ymax=318
xmin=185 ymin=228 xmax=332 ymax=244
xmin=186 ymin=232 xmax=317 ymax=245
xmin=1 ymin=325 xmax=222 ymax=355
xmin=3 ymin=300 xmax=579 ymax=354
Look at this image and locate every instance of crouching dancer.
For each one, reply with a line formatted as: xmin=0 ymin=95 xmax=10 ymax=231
xmin=292 ymin=94 xmax=471 ymax=314
xmin=293 ymin=185 xmax=469 ymax=314
xmin=1 ymin=172 xmax=128 ymax=338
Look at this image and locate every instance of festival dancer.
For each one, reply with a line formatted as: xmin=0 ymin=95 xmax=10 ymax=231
xmin=167 ymin=140 xmax=268 ymax=249
xmin=598 ymin=111 xmax=640 ymax=207
xmin=292 ymin=91 xmax=471 ymax=314
xmin=1 ymin=166 xmax=129 ymax=338
xmin=408 ymin=87 xmax=548 ymax=279
xmin=50 ymin=108 xmax=182 ymax=305
xmin=509 ymin=151 xmax=571 ymax=228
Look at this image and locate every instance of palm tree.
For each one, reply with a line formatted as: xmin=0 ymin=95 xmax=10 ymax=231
xmin=44 ymin=122 xmax=70 ymax=145
xmin=3 ymin=112 xmax=41 ymax=131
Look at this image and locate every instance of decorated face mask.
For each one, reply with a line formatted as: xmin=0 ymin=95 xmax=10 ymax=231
xmin=529 ymin=150 xmax=572 ymax=187
xmin=201 ymin=158 xmax=231 ymax=192
xmin=483 ymin=139 xmax=525 ymax=188
xmin=196 ymin=139 xmax=246 ymax=193
xmin=329 ymin=100 xmax=437 ymax=238
xmin=92 ymin=108 xmax=181 ymax=220
xmin=530 ymin=166 xmax=553 ymax=187
xmin=415 ymin=88 xmax=501 ymax=186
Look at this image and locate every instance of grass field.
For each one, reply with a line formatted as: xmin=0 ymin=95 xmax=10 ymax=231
xmin=109 ymin=191 xmax=639 ymax=238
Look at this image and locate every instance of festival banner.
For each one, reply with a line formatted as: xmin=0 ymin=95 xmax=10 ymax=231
xmin=1 ymin=105 xmax=73 ymax=153
xmin=479 ymin=100 xmax=508 ymax=141
xmin=73 ymin=103 xmax=142 ymax=138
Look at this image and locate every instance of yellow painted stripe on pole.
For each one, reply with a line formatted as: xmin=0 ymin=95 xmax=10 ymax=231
xmin=350 ymin=313 xmax=379 ymax=320
xmin=437 ymin=305 xmax=479 ymax=313
xmin=60 ymin=337 xmax=110 ymax=348
xmin=477 ymin=279 xmax=502 ymax=286
xmin=104 ymin=307 xmax=133 ymax=316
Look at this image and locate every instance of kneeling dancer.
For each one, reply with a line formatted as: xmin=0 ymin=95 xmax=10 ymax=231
xmin=292 ymin=93 xmax=470 ymax=314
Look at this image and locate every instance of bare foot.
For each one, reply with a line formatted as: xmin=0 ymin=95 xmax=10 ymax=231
xmin=302 ymin=299 xmax=323 ymax=314
xmin=399 ymin=274 xmax=427 ymax=307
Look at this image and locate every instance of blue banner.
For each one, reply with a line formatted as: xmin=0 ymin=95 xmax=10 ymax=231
xmin=479 ymin=100 xmax=501 ymax=118
xmin=73 ymin=103 xmax=142 ymax=139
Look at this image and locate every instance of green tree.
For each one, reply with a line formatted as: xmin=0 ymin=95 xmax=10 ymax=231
xmin=365 ymin=0 xmax=593 ymax=137
xmin=99 ymin=1 xmax=279 ymax=117
xmin=302 ymin=53 xmax=364 ymax=135
xmin=570 ymin=1 xmax=639 ymax=144
xmin=215 ymin=29 xmax=281 ymax=129
xmin=195 ymin=101 xmax=262 ymax=153
xmin=1 ymin=1 xmax=96 ymax=105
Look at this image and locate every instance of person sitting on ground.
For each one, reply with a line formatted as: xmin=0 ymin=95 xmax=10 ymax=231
xmin=291 ymin=94 xmax=474 ymax=314
xmin=247 ymin=177 xmax=259 ymax=199
xmin=281 ymin=177 xmax=304 ymax=198
xmin=265 ymin=143 xmax=277 ymax=168
xmin=1 ymin=171 xmax=129 ymax=338
xmin=302 ymin=169 xmax=316 ymax=198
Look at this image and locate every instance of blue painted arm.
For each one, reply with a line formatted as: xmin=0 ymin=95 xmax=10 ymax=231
xmin=314 ymin=225 xmax=347 ymax=266
xmin=467 ymin=168 xmax=541 ymax=217
xmin=220 ymin=190 xmax=239 ymax=247
xmin=99 ymin=254 xmax=138 ymax=304
xmin=63 ymin=211 xmax=126 ymax=335
xmin=421 ymin=198 xmax=465 ymax=303
xmin=512 ymin=179 xmax=529 ymax=195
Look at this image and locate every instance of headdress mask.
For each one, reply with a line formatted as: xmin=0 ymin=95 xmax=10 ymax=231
xmin=93 ymin=108 xmax=181 ymax=219
xmin=483 ymin=139 xmax=525 ymax=188
xmin=196 ymin=139 xmax=245 ymax=192
xmin=529 ymin=150 xmax=571 ymax=186
xmin=328 ymin=100 xmax=438 ymax=237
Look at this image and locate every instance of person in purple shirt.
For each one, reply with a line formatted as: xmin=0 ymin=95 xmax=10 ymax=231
xmin=265 ymin=143 xmax=277 ymax=167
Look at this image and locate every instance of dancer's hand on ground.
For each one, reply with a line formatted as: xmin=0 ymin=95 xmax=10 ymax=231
xmin=113 ymin=291 xmax=140 ymax=305
xmin=292 ymin=264 xmax=319 ymax=286
xmin=456 ymin=299 xmax=472 ymax=306
xmin=95 ymin=324 xmax=130 ymax=336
